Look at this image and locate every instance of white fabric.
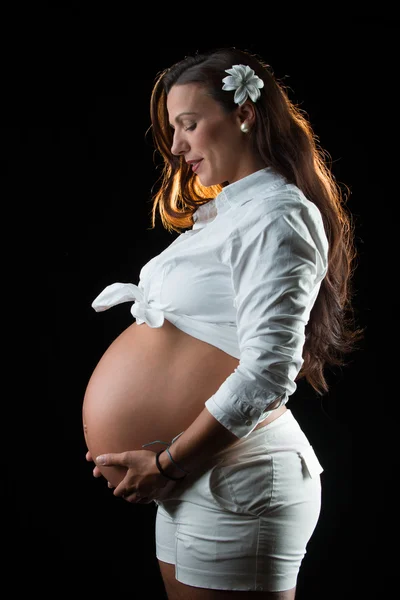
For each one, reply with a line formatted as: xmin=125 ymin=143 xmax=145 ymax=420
xmin=155 ymin=409 xmax=323 ymax=592
xmin=92 ymin=168 xmax=328 ymax=438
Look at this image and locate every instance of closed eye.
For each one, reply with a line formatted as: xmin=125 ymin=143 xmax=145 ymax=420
xmin=184 ymin=123 xmax=197 ymax=131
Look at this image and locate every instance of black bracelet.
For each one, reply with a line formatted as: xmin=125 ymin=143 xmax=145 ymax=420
xmin=155 ymin=451 xmax=187 ymax=481
xmin=166 ymin=447 xmax=190 ymax=474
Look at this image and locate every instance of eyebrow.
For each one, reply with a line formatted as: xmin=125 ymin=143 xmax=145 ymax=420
xmin=169 ymin=112 xmax=198 ymax=128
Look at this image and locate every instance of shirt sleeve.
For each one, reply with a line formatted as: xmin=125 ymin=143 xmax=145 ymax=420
xmin=205 ymin=196 xmax=329 ymax=438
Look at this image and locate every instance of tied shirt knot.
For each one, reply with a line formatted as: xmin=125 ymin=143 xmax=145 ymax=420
xmin=91 ymin=282 xmax=165 ymax=328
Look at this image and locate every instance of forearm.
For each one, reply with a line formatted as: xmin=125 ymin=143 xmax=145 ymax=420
xmin=157 ymin=407 xmax=239 ymax=478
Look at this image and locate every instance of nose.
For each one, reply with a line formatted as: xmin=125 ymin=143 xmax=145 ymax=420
xmin=171 ymin=129 xmax=190 ymax=156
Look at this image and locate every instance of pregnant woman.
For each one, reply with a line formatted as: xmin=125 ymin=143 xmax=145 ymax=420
xmin=82 ymin=47 xmax=361 ymax=599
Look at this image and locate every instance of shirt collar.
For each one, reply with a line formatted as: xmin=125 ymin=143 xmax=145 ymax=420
xmin=192 ymin=167 xmax=287 ymax=229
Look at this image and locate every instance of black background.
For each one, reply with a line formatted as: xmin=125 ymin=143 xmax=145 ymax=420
xmin=3 ymin=19 xmax=383 ymax=599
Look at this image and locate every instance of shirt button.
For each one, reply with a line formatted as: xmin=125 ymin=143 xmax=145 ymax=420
xmin=245 ymin=419 xmax=252 ymax=426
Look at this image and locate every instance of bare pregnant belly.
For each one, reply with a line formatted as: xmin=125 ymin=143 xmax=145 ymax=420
xmin=82 ymin=319 xmax=240 ymax=487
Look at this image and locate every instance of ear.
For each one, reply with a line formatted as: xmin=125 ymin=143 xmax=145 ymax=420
xmin=235 ymin=101 xmax=256 ymax=128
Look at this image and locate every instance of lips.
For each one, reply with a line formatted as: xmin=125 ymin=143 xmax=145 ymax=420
xmin=188 ymin=159 xmax=203 ymax=173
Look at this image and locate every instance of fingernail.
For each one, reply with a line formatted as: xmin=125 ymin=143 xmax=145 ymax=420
xmin=96 ymin=455 xmax=106 ymax=465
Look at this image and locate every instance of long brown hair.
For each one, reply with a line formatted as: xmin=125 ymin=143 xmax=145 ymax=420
xmin=148 ymin=47 xmax=363 ymax=394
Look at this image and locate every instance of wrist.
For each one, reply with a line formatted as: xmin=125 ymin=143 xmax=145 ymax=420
xmin=157 ymin=449 xmax=188 ymax=480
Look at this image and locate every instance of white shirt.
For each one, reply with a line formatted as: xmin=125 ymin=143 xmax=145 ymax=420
xmin=92 ymin=168 xmax=329 ymax=438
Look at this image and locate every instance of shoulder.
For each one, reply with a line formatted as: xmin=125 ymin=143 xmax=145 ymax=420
xmin=229 ymin=182 xmax=325 ymax=233
xmin=223 ymin=183 xmax=329 ymax=265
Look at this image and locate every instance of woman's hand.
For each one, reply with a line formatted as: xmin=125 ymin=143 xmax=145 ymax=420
xmin=93 ymin=449 xmax=177 ymax=503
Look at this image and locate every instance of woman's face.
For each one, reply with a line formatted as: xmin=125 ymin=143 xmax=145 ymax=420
xmin=167 ymin=83 xmax=259 ymax=187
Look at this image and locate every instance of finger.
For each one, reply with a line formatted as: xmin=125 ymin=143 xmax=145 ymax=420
xmin=108 ymin=481 xmax=114 ymax=489
xmin=113 ymin=481 xmax=143 ymax=499
xmin=123 ymin=492 xmax=149 ymax=504
xmin=93 ymin=466 xmax=103 ymax=478
xmin=123 ymin=494 xmax=139 ymax=503
xmin=95 ymin=452 xmax=128 ymax=467
xmin=118 ymin=486 xmax=155 ymax=504
xmin=113 ymin=484 xmax=131 ymax=498
xmin=86 ymin=451 xmax=93 ymax=462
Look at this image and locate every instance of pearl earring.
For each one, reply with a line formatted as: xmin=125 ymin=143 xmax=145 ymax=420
xmin=240 ymin=122 xmax=250 ymax=133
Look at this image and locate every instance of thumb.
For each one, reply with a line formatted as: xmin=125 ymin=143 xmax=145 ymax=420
xmin=96 ymin=452 xmax=128 ymax=466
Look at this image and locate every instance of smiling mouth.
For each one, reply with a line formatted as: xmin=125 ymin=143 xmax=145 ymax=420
xmin=190 ymin=160 xmax=203 ymax=173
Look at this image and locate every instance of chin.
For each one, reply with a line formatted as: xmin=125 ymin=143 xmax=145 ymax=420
xmin=198 ymin=174 xmax=219 ymax=187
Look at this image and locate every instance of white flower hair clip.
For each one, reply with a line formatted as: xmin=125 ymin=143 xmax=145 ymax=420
xmin=222 ymin=64 xmax=264 ymax=105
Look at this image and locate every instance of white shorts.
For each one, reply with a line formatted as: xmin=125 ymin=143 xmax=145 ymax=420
xmin=155 ymin=409 xmax=323 ymax=592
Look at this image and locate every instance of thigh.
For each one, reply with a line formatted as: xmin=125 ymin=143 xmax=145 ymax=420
xmin=158 ymin=561 xmax=296 ymax=599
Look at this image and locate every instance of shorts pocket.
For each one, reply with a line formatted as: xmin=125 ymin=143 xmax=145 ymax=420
xmin=208 ymin=445 xmax=274 ymax=517
xmin=299 ymin=446 xmax=324 ymax=478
